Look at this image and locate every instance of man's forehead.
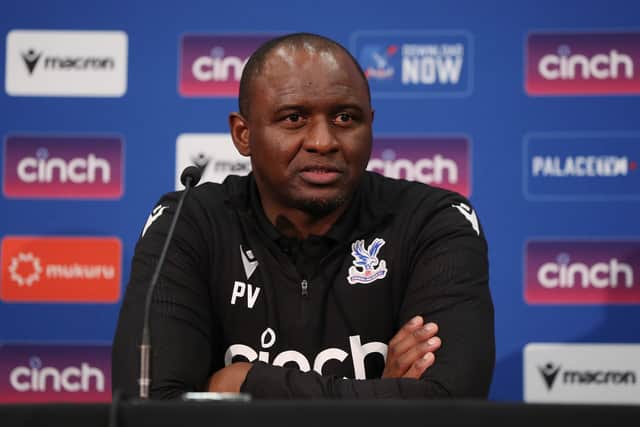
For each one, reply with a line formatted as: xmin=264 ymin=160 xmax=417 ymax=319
xmin=264 ymin=43 xmax=342 ymax=73
xmin=238 ymin=34 xmax=371 ymax=116
xmin=252 ymin=47 xmax=366 ymax=106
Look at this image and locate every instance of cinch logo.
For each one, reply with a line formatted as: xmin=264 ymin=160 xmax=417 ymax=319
xmin=367 ymin=136 xmax=470 ymax=196
xmin=3 ymin=135 xmax=123 ymax=199
xmin=538 ymin=49 xmax=631 ymax=81
xmin=175 ymin=133 xmax=251 ymax=189
xmin=0 ymin=344 xmax=111 ymax=403
xmin=351 ymin=31 xmax=472 ymax=97
xmin=5 ymin=30 xmax=127 ymax=97
xmin=526 ymin=32 xmax=640 ymax=95
xmin=524 ymin=133 xmax=640 ymax=201
xmin=537 ymin=255 xmax=633 ymax=289
xmin=524 ymin=240 xmax=640 ymax=304
xmin=10 ymin=357 xmax=105 ymax=392
xmin=225 ymin=328 xmax=387 ymax=379
xmin=1 ymin=236 xmax=121 ymax=303
xmin=179 ymin=34 xmax=277 ymax=97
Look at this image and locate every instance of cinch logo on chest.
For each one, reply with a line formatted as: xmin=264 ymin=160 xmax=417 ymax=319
xmin=230 ymin=245 xmax=261 ymax=309
xmin=225 ymin=327 xmax=388 ymax=379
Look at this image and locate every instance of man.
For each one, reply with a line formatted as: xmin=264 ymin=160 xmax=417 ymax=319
xmin=112 ymin=33 xmax=495 ymax=399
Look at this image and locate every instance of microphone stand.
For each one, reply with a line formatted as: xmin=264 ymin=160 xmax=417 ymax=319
xmin=138 ymin=167 xmax=201 ymax=399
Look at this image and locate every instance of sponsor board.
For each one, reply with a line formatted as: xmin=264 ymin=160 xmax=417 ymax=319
xmin=3 ymin=134 xmax=124 ymax=199
xmin=5 ymin=30 xmax=127 ymax=97
xmin=526 ymin=31 xmax=640 ymax=95
xmin=523 ymin=133 xmax=640 ymax=201
xmin=175 ymin=133 xmax=251 ymax=190
xmin=524 ymin=239 xmax=640 ymax=304
xmin=350 ymin=30 xmax=473 ymax=97
xmin=0 ymin=343 xmax=111 ymax=402
xmin=368 ymin=136 xmax=470 ymax=196
xmin=0 ymin=236 xmax=121 ymax=303
xmin=179 ymin=34 xmax=277 ymax=97
xmin=524 ymin=343 xmax=640 ymax=404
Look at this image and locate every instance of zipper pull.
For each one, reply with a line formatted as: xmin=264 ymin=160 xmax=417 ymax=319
xmin=300 ymin=279 xmax=308 ymax=297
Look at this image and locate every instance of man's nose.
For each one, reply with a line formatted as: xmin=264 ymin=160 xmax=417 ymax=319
xmin=303 ymin=120 xmax=338 ymax=154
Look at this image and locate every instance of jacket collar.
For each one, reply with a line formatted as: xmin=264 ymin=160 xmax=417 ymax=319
xmin=223 ymin=172 xmax=395 ymax=241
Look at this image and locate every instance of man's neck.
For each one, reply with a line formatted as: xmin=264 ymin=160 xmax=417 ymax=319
xmin=267 ymin=203 xmax=349 ymax=240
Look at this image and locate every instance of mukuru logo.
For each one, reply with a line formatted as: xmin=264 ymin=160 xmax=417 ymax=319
xmin=1 ymin=236 xmax=121 ymax=303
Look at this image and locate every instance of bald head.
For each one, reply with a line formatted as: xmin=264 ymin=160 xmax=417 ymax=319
xmin=238 ymin=33 xmax=370 ymax=118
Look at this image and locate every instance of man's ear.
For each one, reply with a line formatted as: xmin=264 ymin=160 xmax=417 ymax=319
xmin=229 ymin=112 xmax=251 ymax=156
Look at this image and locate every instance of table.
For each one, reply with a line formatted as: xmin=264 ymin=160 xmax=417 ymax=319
xmin=2 ymin=399 xmax=639 ymax=427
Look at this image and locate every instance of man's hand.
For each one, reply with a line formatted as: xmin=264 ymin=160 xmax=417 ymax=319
xmin=382 ymin=316 xmax=441 ymax=379
xmin=207 ymin=362 xmax=252 ymax=393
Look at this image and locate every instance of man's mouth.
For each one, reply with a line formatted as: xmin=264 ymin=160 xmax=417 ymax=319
xmin=299 ymin=166 xmax=342 ymax=185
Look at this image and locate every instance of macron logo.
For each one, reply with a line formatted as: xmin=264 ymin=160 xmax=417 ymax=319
xmin=452 ymin=202 xmax=479 ymax=235
xmin=142 ymin=205 xmax=168 ymax=238
xmin=21 ymin=49 xmax=42 ymax=74
xmin=539 ymin=363 xmax=562 ymax=390
xmin=240 ymin=245 xmax=258 ymax=280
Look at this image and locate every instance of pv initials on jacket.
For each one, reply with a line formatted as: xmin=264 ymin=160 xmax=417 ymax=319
xmin=225 ymin=328 xmax=388 ymax=379
xmin=231 ymin=246 xmax=261 ymax=309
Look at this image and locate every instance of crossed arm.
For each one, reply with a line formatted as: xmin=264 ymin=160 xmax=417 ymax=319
xmin=208 ymin=317 xmax=442 ymax=392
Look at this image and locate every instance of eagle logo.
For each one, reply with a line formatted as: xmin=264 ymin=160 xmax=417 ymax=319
xmin=347 ymin=238 xmax=388 ymax=284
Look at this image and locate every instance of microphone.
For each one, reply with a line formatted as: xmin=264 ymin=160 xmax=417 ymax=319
xmin=179 ymin=165 xmax=204 ymax=188
xmin=138 ymin=165 xmax=203 ymax=399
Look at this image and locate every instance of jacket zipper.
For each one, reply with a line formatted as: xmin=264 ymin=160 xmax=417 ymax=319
xmin=299 ymin=279 xmax=309 ymax=325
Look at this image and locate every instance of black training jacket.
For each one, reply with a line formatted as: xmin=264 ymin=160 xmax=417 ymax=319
xmin=111 ymin=171 xmax=495 ymax=399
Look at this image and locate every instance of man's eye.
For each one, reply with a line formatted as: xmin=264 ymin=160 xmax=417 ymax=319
xmin=336 ymin=113 xmax=352 ymax=123
xmin=286 ymin=113 xmax=301 ymax=122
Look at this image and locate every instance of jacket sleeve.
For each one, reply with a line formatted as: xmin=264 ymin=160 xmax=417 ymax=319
xmin=240 ymin=194 xmax=495 ymax=399
xmin=111 ymin=191 xmax=217 ymax=400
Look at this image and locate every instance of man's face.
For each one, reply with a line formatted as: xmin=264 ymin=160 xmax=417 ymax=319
xmin=243 ymin=44 xmax=373 ymax=217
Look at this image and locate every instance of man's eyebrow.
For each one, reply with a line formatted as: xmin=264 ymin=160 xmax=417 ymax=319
xmin=271 ymin=102 xmax=366 ymax=114
xmin=332 ymin=103 xmax=365 ymax=112
xmin=272 ymin=104 xmax=309 ymax=114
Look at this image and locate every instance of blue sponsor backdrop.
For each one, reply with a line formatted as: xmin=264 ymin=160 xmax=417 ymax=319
xmin=1 ymin=0 xmax=639 ymax=401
